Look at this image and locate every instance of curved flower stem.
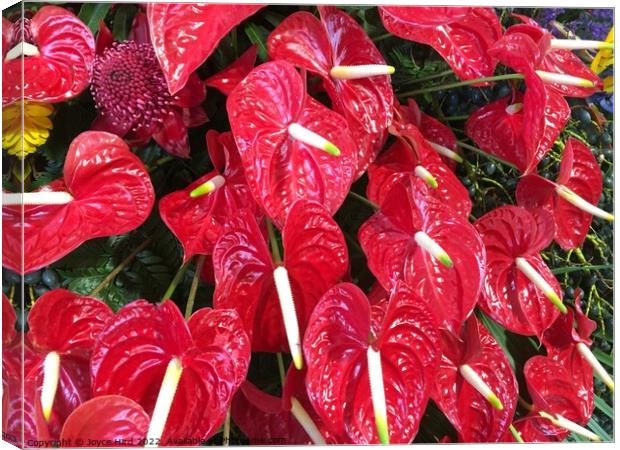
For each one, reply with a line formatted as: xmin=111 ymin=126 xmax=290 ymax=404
xmin=508 ymin=424 xmax=525 ymax=443
xmin=551 ymin=264 xmax=613 ymax=275
xmin=266 ymin=218 xmax=282 ymax=264
xmin=222 ymin=408 xmax=232 ymax=446
xmin=348 ymin=191 xmax=379 ymax=210
xmin=276 ymin=352 xmax=286 ymax=386
xmin=184 ymin=255 xmax=206 ymax=320
xmin=398 ymin=73 xmax=525 ymax=97
xmin=161 ymin=259 xmax=192 ymax=301
xmin=457 ymin=141 xmax=518 ymax=171
xmin=90 ymin=237 xmax=153 ymax=297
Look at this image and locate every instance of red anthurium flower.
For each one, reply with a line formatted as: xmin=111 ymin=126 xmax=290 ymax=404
xmin=213 ymin=200 xmax=348 ymax=359
xmin=474 ymin=206 xmax=563 ymax=337
xmin=379 ymin=7 xmax=502 ymax=81
xmin=2 ymin=292 xmax=16 ymax=346
xmin=91 ymin=300 xmax=250 ymax=445
xmin=60 ymin=396 xmax=150 ymax=447
xmin=304 ymin=281 xmax=440 ymax=444
xmin=432 ymin=317 xmax=518 ymax=442
xmin=227 ymin=60 xmax=356 ymax=228
xmin=359 ymin=176 xmax=485 ymax=333
xmin=2 ymin=6 xmax=95 ymax=105
xmin=147 ymin=3 xmax=263 ymax=94
xmin=232 ymin=367 xmax=329 ymax=445
xmin=160 ymin=130 xmax=261 ymax=262
xmin=501 ymin=14 xmax=603 ymax=97
xmin=268 ymin=6 xmax=395 ymax=175
xmin=24 ymin=289 xmax=113 ymax=440
xmin=516 ymin=138 xmax=610 ymax=250
xmin=91 ymin=15 xmax=207 ymax=158
xmin=395 ymin=99 xmax=461 ymax=169
xmin=2 ymin=131 xmax=154 ymax=274
xmin=367 ymin=124 xmax=472 ymax=218
xmin=465 ymin=75 xmax=569 ymax=175
xmin=205 ymin=45 xmax=258 ymax=96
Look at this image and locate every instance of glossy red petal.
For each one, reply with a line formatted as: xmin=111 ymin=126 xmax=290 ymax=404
xmin=2 ymin=131 xmax=154 ymax=274
xmin=488 ymin=31 xmax=543 ymax=74
xmin=60 ymin=396 xmax=149 ymax=447
xmin=359 ymin=178 xmax=485 ymax=333
xmin=128 ymin=11 xmax=150 ymax=46
xmin=304 ymin=282 xmax=439 ymax=443
xmin=227 ymin=61 xmax=356 ymax=227
xmin=2 ymin=293 xmax=16 ymax=346
xmin=95 ymin=20 xmax=114 ymax=54
xmin=205 ymin=45 xmax=258 ymax=96
xmin=173 ymin=73 xmax=207 ymax=109
xmin=379 ymin=7 xmax=501 ymax=81
xmin=28 ymin=289 xmax=113 ymax=354
xmin=152 ymin=109 xmax=190 ymax=158
xmin=432 ymin=318 xmax=518 ymax=442
xmin=160 ymin=131 xmax=260 ymax=261
xmin=474 ymin=206 xmax=561 ymax=336
xmin=147 ymin=3 xmax=263 ymax=94
xmin=3 ymin=6 xmax=95 ymax=105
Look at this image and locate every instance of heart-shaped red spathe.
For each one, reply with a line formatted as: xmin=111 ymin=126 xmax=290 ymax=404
xmin=2 ymin=6 xmax=95 ymax=105
xmin=232 ymin=367 xmax=329 ymax=445
xmin=213 ymin=200 xmax=348 ymax=353
xmin=465 ymin=76 xmax=569 ymax=175
xmin=379 ymin=7 xmax=501 ymax=82
xmin=60 ymin=395 xmax=150 ymax=447
xmin=267 ymin=7 xmax=394 ymax=175
xmin=367 ymin=124 xmax=471 ymax=218
xmin=396 ymin=99 xmax=460 ymax=170
xmin=2 ymin=293 xmax=16 ymax=346
xmin=146 ymin=3 xmax=263 ymax=94
xmin=205 ymin=45 xmax=258 ymax=96
xmin=505 ymin=15 xmax=603 ymax=98
xmin=541 ymin=291 xmax=596 ymax=353
xmin=303 ymin=281 xmax=440 ymax=444
xmin=91 ymin=300 xmax=250 ymax=444
xmin=227 ymin=60 xmax=356 ymax=228
xmin=359 ymin=176 xmax=486 ymax=333
xmin=160 ymin=130 xmax=261 ymax=262
xmin=516 ymin=138 xmax=603 ymax=250
xmin=474 ymin=205 xmax=561 ymax=337
xmin=432 ymin=317 xmax=518 ymax=442
xmin=2 ymin=131 xmax=155 ymax=274
xmin=521 ymin=352 xmax=594 ymax=441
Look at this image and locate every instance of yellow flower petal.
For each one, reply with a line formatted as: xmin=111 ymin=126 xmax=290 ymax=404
xmin=603 ymin=75 xmax=613 ymax=93
xmin=2 ymin=101 xmax=54 ymax=158
xmin=591 ymin=27 xmax=614 ymax=74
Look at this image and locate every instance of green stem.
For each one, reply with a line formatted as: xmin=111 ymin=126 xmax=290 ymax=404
xmin=90 ymin=237 xmax=152 ymax=297
xmin=266 ymin=218 xmax=282 ymax=264
xmin=509 ymin=424 xmax=525 ymax=443
xmin=372 ymin=32 xmax=392 ymax=42
xmin=442 ymin=115 xmax=470 ymax=122
xmin=148 ymin=156 xmax=174 ymax=173
xmin=348 ymin=191 xmax=378 ymax=210
xmin=398 ymin=73 xmax=524 ymax=97
xmin=161 ymin=259 xmax=192 ymax=301
xmin=552 ymin=264 xmax=613 ymax=275
xmin=276 ymin=352 xmax=286 ymax=386
xmin=184 ymin=255 xmax=206 ymax=320
xmin=457 ymin=141 xmax=518 ymax=171
xmin=409 ymin=69 xmax=455 ymax=84
xmin=222 ymin=408 xmax=231 ymax=446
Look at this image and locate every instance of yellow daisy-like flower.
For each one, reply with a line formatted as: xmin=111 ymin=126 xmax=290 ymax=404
xmin=591 ymin=26 xmax=614 ymax=75
xmin=2 ymin=101 xmax=54 ymax=158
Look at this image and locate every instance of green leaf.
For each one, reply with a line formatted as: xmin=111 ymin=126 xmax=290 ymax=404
xmin=244 ymin=23 xmax=269 ymax=61
xmin=593 ymin=348 xmax=613 ymax=368
xmin=594 ymin=395 xmax=614 ymax=420
xmin=586 ymin=415 xmax=612 ymax=441
xmin=78 ymin=3 xmax=112 ymax=34
xmin=111 ymin=4 xmax=138 ymax=42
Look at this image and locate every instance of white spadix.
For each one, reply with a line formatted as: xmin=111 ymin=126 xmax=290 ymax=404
xmin=550 ymin=39 xmax=614 ymax=50
xmin=273 ymin=266 xmax=303 ymax=370
xmin=427 ymin=141 xmax=463 ymax=163
xmin=414 ymin=231 xmax=453 ymax=268
xmin=5 ymin=42 xmax=40 ymax=61
xmin=556 ymin=185 xmax=614 ymax=221
xmin=189 ymin=175 xmax=226 ymax=198
xmin=515 ymin=257 xmax=566 ymax=314
xmin=505 ymin=103 xmax=524 ymax=115
xmin=459 ymin=364 xmax=504 ymax=410
xmin=41 ymin=351 xmax=61 ymax=423
xmin=290 ymin=397 xmax=326 ymax=445
xmin=145 ymin=357 xmax=184 ymax=447
xmin=330 ymin=64 xmax=395 ymax=80
xmin=538 ymin=411 xmax=600 ymax=441
xmin=535 ymin=70 xmax=596 ymax=88
xmin=576 ymin=342 xmax=615 ymax=392
xmin=367 ymin=346 xmax=389 ymax=445
xmin=414 ymin=166 xmax=438 ymax=189
xmin=288 ymin=123 xmax=341 ymax=156
xmin=3 ymin=191 xmax=74 ymax=206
